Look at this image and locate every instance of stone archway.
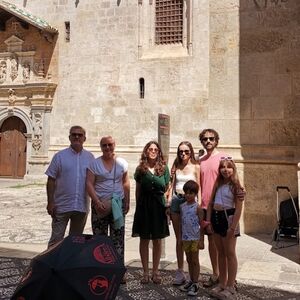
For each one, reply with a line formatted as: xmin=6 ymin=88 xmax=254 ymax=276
xmin=0 ymin=116 xmax=27 ymax=178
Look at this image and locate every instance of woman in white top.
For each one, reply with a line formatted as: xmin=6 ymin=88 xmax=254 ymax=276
xmin=86 ymin=136 xmax=130 ymax=283
xmin=168 ymin=141 xmax=201 ymax=285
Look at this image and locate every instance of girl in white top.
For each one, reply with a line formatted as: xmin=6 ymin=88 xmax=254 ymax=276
xmin=206 ymin=157 xmax=245 ymax=299
xmin=167 ymin=141 xmax=201 ymax=285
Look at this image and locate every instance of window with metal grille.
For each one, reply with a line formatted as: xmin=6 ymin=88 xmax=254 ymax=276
xmin=155 ymin=0 xmax=183 ymax=45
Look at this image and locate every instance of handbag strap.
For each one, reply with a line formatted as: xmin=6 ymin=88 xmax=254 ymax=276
xmin=172 ymin=170 xmax=176 ymax=196
xmin=220 ymin=185 xmax=229 ymax=221
xmin=112 ymin=158 xmax=117 ymax=193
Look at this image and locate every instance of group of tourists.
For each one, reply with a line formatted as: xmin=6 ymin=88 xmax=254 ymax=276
xmin=45 ymin=126 xmax=245 ymax=299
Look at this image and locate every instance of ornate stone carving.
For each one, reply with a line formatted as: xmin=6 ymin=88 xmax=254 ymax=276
xmin=8 ymin=88 xmax=16 ymax=105
xmin=253 ymin=0 xmax=288 ymax=10
xmin=0 ymin=61 xmax=7 ymax=83
xmin=5 ymin=34 xmax=24 ymax=52
xmin=32 ymin=112 xmax=43 ymax=138
xmin=31 ymin=112 xmax=43 ymax=153
xmin=22 ymin=63 xmax=30 ymax=83
xmin=32 ymin=139 xmax=42 ymax=152
xmin=10 ymin=55 xmax=18 ymax=81
xmin=37 ymin=59 xmax=45 ymax=78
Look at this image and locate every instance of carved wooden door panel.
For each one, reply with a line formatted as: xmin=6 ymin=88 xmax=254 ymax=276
xmin=0 ymin=117 xmax=27 ymax=178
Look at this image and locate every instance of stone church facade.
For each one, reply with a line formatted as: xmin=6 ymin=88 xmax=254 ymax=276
xmin=0 ymin=0 xmax=299 ymax=234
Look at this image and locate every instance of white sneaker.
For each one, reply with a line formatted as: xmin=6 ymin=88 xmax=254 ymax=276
xmin=172 ymin=269 xmax=186 ymax=286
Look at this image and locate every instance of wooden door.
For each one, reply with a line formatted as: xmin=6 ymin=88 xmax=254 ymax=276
xmin=0 ymin=117 xmax=27 ymax=178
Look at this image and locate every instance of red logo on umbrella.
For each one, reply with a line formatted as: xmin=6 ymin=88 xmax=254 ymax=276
xmin=88 ymin=275 xmax=109 ymax=295
xmin=93 ymin=244 xmax=117 ymax=264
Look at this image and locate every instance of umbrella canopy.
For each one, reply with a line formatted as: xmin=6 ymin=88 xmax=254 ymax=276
xmin=11 ymin=234 xmax=126 ymax=300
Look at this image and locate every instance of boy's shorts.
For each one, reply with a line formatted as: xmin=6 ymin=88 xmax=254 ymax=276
xmin=182 ymin=240 xmax=198 ymax=253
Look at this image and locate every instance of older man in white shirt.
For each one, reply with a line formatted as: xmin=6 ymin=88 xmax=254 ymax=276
xmin=45 ymin=125 xmax=94 ymax=247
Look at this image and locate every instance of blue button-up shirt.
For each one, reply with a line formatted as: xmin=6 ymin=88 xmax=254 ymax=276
xmin=45 ymin=147 xmax=94 ymax=214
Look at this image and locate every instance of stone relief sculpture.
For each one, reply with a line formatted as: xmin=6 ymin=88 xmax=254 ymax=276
xmin=8 ymin=88 xmax=16 ymax=105
xmin=38 ymin=59 xmax=45 ymax=78
xmin=32 ymin=112 xmax=42 ymax=137
xmin=32 ymin=112 xmax=43 ymax=152
xmin=0 ymin=61 xmax=7 ymax=83
xmin=22 ymin=63 xmax=30 ymax=82
xmin=10 ymin=56 xmax=18 ymax=81
xmin=32 ymin=139 xmax=42 ymax=152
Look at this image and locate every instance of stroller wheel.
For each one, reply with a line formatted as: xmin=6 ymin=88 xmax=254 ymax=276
xmin=272 ymin=228 xmax=278 ymax=242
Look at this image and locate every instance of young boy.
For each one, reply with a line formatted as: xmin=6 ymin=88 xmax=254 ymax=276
xmin=179 ymin=180 xmax=205 ymax=296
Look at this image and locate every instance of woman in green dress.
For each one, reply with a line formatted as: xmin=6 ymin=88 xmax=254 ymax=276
xmin=132 ymin=141 xmax=171 ymax=284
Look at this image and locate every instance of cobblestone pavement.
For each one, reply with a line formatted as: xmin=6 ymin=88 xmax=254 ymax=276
xmin=0 ymin=180 xmax=300 ymax=300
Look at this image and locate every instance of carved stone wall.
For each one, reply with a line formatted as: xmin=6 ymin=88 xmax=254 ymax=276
xmin=0 ymin=15 xmax=57 ymax=177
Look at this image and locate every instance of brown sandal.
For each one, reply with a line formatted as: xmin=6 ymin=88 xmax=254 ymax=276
xmin=140 ymin=273 xmax=150 ymax=284
xmin=151 ymin=272 xmax=162 ymax=284
xmin=203 ymin=275 xmax=219 ymax=288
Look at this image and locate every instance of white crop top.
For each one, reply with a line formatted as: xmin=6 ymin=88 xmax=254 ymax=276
xmin=214 ymin=184 xmax=235 ymax=209
xmin=175 ymin=172 xmax=197 ymax=192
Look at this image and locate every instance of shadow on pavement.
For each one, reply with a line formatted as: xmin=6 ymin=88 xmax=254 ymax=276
xmin=249 ymin=233 xmax=299 ymax=264
xmin=1 ymin=256 xmax=299 ymax=300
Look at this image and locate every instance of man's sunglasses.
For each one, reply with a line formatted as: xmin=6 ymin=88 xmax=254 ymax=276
xmin=101 ymin=143 xmax=114 ymax=148
xmin=201 ymin=137 xmax=215 ymax=142
xmin=70 ymin=133 xmax=84 ymax=137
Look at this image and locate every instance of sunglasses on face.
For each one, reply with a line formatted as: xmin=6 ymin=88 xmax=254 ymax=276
xmin=148 ymin=147 xmax=159 ymax=153
xmin=179 ymin=150 xmax=190 ymax=155
xmin=70 ymin=133 xmax=84 ymax=138
xmin=201 ymin=137 xmax=215 ymax=142
xmin=101 ymin=143 xmax=114 ymax=148
xmin=220 ymin=156 xmax=233 ymax=161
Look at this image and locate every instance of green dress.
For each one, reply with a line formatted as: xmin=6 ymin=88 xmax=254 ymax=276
xmin=132 ymin=166 xmax=170 ymax=240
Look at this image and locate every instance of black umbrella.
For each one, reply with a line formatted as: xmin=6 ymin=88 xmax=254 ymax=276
xmin=11 ymin=234 xmax=126 ymax=300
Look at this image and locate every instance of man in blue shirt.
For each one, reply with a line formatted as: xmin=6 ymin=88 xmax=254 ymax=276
xmin=45 ymin=125 xmax=94 ymax=247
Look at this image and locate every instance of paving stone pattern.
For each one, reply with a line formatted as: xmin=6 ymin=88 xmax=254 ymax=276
xmin=1 ymin=257 xmax=300 ymax=300
xmin=0 ymin=183 xmax=300 ymax=299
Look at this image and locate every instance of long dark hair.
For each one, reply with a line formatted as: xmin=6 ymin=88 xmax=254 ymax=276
xmin=136 ymin=140 xmax=166 ymax=176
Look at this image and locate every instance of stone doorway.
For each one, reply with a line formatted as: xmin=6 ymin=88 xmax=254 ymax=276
xmin=0 ymin=116 xmax=27 ymax=178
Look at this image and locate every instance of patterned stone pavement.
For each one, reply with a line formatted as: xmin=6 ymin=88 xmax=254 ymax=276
xmin=0 ymin=180 xmax=300 ymax=300
xmin=1 ymin=257 xmax=300 ymax=300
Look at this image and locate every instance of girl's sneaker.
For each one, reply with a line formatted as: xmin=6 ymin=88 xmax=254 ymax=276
xmin=217 ymin=286 xmax=237 ymax=300
xmin=187 ymin=283 xmax=199 ymax=296
xmin=179 ymin=280 xmax=193 ymax=292
xmin=172 ymin=269 xmax=186 ymax=285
